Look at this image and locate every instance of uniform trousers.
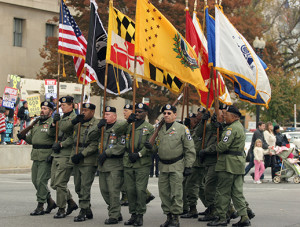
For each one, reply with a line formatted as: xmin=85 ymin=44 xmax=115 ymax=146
xmin=159 ymin=171 xmax=183 ymax=215
xmin=204 ymin=164 xmax=218 ymax=208
xmin=215 ymin=171 xmax=247 ymax=221
xmin=73 ymin=165 xmax=97 ymax=209
xmin=124 ymin=166 xmax=150 ymax=215
xmin=31 ymin=160 xmax=51 ymax=203
xmin=50 ymin=157 xmax=73 ymax=208
xmin=99 ymin=170 xmax=123 ymax=219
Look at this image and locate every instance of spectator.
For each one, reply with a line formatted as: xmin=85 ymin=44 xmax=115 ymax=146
xmin=274 ymin=125 xmax=289 ymax=147
xmin=264 ymin=122 xmax=277 ymax=179
xmin=17 ymin=101 xmax=31 ymax=131
xmin=0 ymin=100 xmax=7 ymax=144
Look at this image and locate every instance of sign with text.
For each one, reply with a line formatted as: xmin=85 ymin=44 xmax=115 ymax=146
xmin=2 ymin=87 xmax=18 ymax=109
xmin=8 ymin=74 xmax=21 ymax=92
xmin=45 ymin=79 xmax=57 ymax=99
xmin=27 ymin=95 xmax=41 ymax=117
xmin=4 ymin=122 xmax=13 ymax=143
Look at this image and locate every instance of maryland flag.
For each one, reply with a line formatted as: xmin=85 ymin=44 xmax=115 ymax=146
xmin=135 ymin=0 xmax=207 ymax=92
xmin=106 ymin=3 xmax=183 ymax=94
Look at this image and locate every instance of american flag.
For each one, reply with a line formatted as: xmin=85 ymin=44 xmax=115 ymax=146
xmin=0 ymin=113 xmax=5 ymax=134
xmin=58 ymin=0 xmax=96 ymax=84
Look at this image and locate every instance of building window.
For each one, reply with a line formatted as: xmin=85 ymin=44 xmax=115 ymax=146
xmin=13 ymin=18 xmax=23 ymax=47
xmin=45 ymin=24 xmax=55 ymax=46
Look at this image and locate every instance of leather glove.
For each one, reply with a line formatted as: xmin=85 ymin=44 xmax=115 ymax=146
xmin=52 ymin=142 xmax=61 ymax=154
xmin=198 ymin=149 xmax=206 ymax=163
xmin=71 ymin=153 xmax=84 ymax=164
xmin=201 ymin=112 xmax=211 ymax=123
xmin=127 ymin=113 xmax=136 ymax=124
xmin=128 ymin=153 xmax=140 ymax=163
xmin=97 ymin=119 xmax=107 ymax=130
xmin=98 ymin=152 xmax=107 ymax=166
xmin=144 ymin=141 xmax=153 ymax=150
xmin=183 ymin=167 xmax=192 ymax=177
xmin=46 ymin=155 xmax=53 ymax=164
xmin=211 ymin=113 xmax=217 ymax=123
xmin=213 ymin=121 xmax=222 ymax=129
xmin=53 ymin=113 xmax=60 ymax=124
xmin=17 ymin=133 xmax=26 ymax=141
xmin=184 ymin=118 xmax=191 ymax=128
xmin=71 ymin=114 xmax=85 ymax=125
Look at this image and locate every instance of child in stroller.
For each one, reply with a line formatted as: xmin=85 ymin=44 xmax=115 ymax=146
xmin=272 ymin=146 xmax=300 ymax=184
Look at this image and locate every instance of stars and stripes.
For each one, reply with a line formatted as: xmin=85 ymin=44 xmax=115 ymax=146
xmin=0 ymin=113 xmax=5 ymax=134
xmin=58 ymin=0 xmax=96 ymax=85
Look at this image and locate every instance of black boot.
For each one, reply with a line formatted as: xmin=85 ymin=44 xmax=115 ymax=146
xmin=133 ymin=214 xmax=143 ymax=226
xmin=207 ymin=217 xmax=228 ymax=226
xmin=30 ymin=202 xmax=45 ymax=216
xmin=45 ymin=197 xmax=57 ymax=214
xmin=181 ymin=205 xmax=198 ymax=218
xmin=66 ymin=198 xmax=78 ymax=215
xmin=160 ymin=213 xmax=172 ymax=227
xmin=118 ymin=214 xmax=123 ymax=221
xmin=247 ymin=209 xmax=255 ymax=220
xmin=199 ymin=207 xmax=209 ymax=216
xmin=85 ymin=207 xmax=93 ymax=219
xmin=124 ymin=213 xmax=137 ymax=225
xmin=169 ymin=214 xmax=180 ymax=227
xmin=74 ymin=209 xmax=86 ymax=222
xmin=104 ymin=218 xmax=119 ymax=224
xmin=232 ymin=216 xmax=251 ymax=227
xmin=53 ymin=208 xmax=66 ymax=219
xmin=120 ymin=192 xmax=129 ymax=206
xmin=146 ymin=194 xmax=155 ymax=204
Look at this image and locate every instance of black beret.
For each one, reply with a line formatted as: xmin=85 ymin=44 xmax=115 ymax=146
xmin=83 ymin=103 xmax=96 ymax=110
xmin=161 ymin=104 xmax=176 ymax=113
xmin=135 ymin=103 xmax=149 ymax=111
xmin=226 ymin=105 xmax=241 ymax=117
xmin=219 ymin=103 xmax=228 ymax=110
xmin=189 ymin=113 xmax=197 ymax=118
xmin=197 ymin=107 xmax=206 ymax=113
xmin=59 ymin=96 xmax=74 ymax=103
xmin=41 ymin=101 xmax=54 ymax=109
xmin=105 ymin=106 xmax=116 ymax=113
xmin=124 ymin=104 xmax=133 ymax=110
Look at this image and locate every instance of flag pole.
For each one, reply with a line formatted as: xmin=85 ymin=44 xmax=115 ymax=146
xmin=131 ymin=57 xmax=137 ymax=153
xmin=100 ymin=63 xmax=109 ymax=154
xmin=55 ymin=53 xmax=60 ymax=143
xmin=181 ymin=84 xmax=187 ymax=122
xmin=75 ymin=67 xmax=87 ymax=155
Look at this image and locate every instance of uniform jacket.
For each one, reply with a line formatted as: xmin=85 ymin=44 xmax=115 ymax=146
xmin=49 ymin=111 xmax=76 ymax=158
xmin=123 ymin=120 xmax=154 ymax=168
xmin=155 ymin=121 xmax=196 ymax=172
xmin=201 ymin=123 xmax=220 ymax=166
xmin=98 ymin=120 xmax=127 ymax=172
xmin=70 ymin=117 xmax=99 ymax=166
xmin=191 ymin=122 xmax=205 ymax=167
xmin=25 ymin=117 xmax=55 ymax=161
xmin=215 ymin=120 xmax=246 ymax=174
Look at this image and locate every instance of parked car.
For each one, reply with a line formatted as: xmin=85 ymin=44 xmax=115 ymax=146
xmin=283 ymin=132 xmax=300 ymax=148
xmin=245 ymin=132 xmax=253 ymax=155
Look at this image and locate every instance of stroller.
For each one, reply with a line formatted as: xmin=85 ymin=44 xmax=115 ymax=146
xmin=273 ymin=147 xmax=300 ymax=184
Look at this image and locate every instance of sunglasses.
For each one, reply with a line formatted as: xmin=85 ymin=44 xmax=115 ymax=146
xmin=135 ymin=110 xmax=144 ymax=114
xmin=163 ymin=112 xmax=172 ymax=115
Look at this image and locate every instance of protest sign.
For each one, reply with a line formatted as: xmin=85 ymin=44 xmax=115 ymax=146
xmin=2 ymin=87 xmax=18 ymax=109
xmin=27 ymin=95 xmax=41 ymax=117
xmin=45 ymin=79 xmax=57 ymax=99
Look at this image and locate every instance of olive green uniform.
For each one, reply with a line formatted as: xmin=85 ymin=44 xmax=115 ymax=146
xmin=124 ymin=121 xmax=154 ymax=215
xmin=25 ymin=117 xmax=55 ymax=203
xmin=214 ymin=120 xmax=247 ymax=222
xmin=49 ymin=111 xmax=76 ymax=209
xmin=98 ymin=121 xmax=126 ymax=220
xmin=183 ymin=122 xmax=208 ymax=212
xmin=156 ymin=122 xmax=196 ymax=215
xmin=70 ymin=117 xmax=99 ymax=209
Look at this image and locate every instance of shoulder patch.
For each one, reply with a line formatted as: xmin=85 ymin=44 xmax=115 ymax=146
xmin=185 ymin=126 xmax=192 ymax=141
xmin=225 ymin=130 xmax=232 ymax=136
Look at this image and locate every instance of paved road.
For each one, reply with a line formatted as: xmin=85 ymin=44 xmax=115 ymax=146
xmin=0 ymin=170 xmax=299 ymax=227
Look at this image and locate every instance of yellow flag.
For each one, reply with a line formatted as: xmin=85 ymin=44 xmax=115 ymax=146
xmin=135 ymin=0 xmax=207 ymax=92
xmin=106 ymin=4 xmax=183 ymax=94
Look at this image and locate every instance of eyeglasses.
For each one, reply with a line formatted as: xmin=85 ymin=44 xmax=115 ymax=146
xmin=163 ymin=112 xmax=172 ymax=115
xmin=135 ymin=110 xmax=144 ymax=114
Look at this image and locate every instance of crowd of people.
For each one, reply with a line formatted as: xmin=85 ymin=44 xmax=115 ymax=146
xmin=15 ymin=95 xmax=260 ymax=227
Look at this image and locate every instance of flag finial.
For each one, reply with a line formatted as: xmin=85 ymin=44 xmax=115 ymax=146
xmin=194 ymin=0 xmax=197 ymax=11
xmin=204 ymin=0 xmax=207 ymax=6
xmin=185 ymin=0 xmax=189 ymax=10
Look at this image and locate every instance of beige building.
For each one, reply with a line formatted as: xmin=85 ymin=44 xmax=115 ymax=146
xmin=0 ymin=0 xmax=59 ymax=95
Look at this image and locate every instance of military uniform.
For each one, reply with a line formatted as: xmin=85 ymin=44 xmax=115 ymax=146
xmin=70 ymin=115 xmax=99 ymax=221
xmin=98 ymin=120 xmax=126 ymax=223
xmin=25 ymin=115 xmax=55 ymax=215
xmin=123 ymin=118 xmax=154 ymax=225
xmin=210 ymin=118 xmax=248 ymax=225
xmin=49 ymin=106 xmax=78 ymax=218
xmin=156 ymin=121 xmax=196 ymax=218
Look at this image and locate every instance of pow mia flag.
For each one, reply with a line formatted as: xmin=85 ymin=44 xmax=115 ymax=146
xmin=85 ymin=0 xmax=132 ymax=95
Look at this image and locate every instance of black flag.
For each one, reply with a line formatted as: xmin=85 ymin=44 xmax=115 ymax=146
xmin=85 ymin=0 xmax=132 ymax=95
